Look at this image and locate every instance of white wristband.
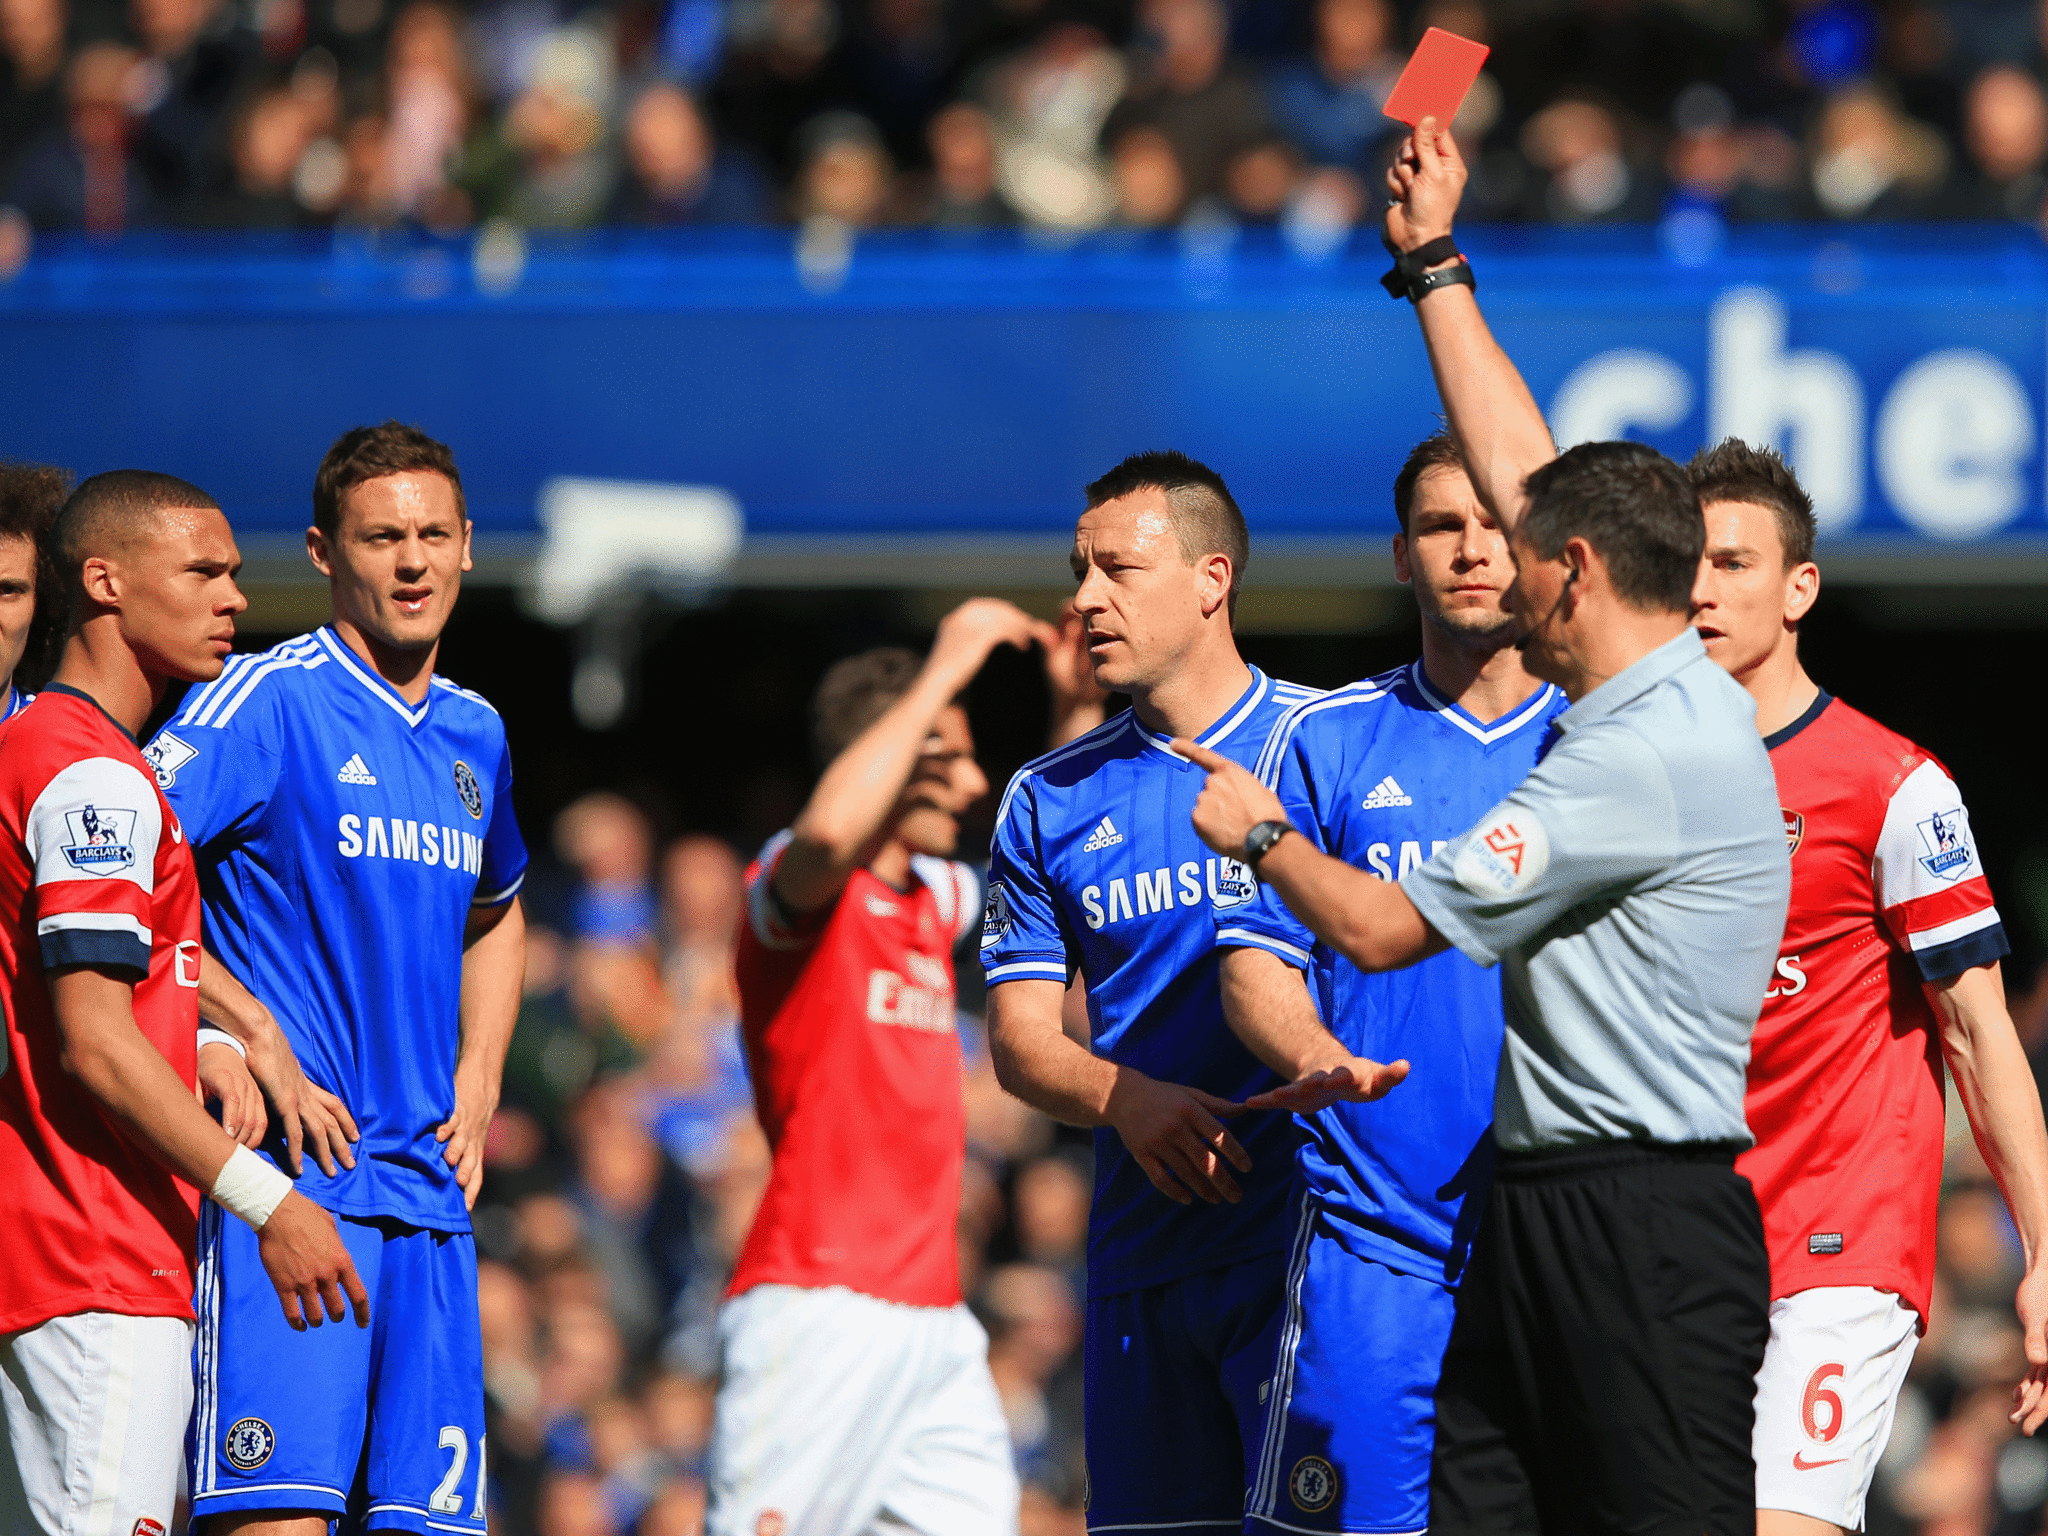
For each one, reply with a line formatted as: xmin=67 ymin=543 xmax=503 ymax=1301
xmin=211 ymin=1144 xmax=293 ymax=1230
xmin=196 ymin=1025 xmax=247 ymax=1059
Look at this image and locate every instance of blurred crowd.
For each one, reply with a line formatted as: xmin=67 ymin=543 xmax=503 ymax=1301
xmin=478 ymin=787 xmax=2048 ymax=1536
xmin=6 ymin=0 xmax=2048 ymax=239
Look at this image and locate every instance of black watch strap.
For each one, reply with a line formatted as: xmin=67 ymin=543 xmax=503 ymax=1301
xmin=1243 ymin=820 xmax=1292 ymax=867
xmin=1379 ymin=232 xmax=1473 ymax=302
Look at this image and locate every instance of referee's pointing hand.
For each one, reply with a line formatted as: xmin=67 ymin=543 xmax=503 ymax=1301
xmin=1174 ymin=740 xmax=1286 ymax=857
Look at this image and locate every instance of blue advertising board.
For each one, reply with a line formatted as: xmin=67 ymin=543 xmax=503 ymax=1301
xmin=1 ymin=224 xmax=2042 ymax=565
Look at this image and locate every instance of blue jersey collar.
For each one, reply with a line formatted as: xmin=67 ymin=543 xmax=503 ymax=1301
xmin=1406 ymin=662 xmax=1560 ymax=745
xmin=315 ymin=626 xmax=434 ymax=728
xmin=1139 ymin=665 xmax=1270 ymax=759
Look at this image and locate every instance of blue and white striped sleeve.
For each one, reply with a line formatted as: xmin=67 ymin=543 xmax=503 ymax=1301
xmin=979 ymin=772 xmax=1074 ymax=987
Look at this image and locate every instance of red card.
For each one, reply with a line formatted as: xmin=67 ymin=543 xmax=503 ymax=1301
xmin=1383 ymin=27 xmax=1491 ymax=128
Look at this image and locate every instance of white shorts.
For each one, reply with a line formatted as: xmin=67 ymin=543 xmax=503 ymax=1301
xmin=1753 ymin=1286 xmax=1919 ymax=1532
xmin=708 ymin=1285 xmax=1019 ymax=1536
xmin=0 ymin=1310 xmax=196 ymax=1536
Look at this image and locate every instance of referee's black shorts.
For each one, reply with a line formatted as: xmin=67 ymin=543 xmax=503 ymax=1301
xmin=1427 ymin=1139 xmax=1770 ymax=1536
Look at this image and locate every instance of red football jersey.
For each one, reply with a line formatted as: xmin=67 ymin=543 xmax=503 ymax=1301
xmin=0 ymin=686 xmax=203 ymax=1334
xmin=729 ymin=832 xmax=979 ymax=1308
xmin=1738 ymin=692 xmax=2005 ymax=1324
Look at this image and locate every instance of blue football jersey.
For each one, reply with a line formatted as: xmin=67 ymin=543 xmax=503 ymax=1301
xmin=145 ymin=627 xmax=528 ymax=1233
xmin=1221 ymin=663 xmax=1566 ymax=1285
xmin=982 ymin=666 xmax=1319 ymax=1296
xmin=1 ymin=686 xmax=31 ymax=720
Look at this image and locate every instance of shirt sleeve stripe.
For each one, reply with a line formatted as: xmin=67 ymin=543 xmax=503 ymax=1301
xmin=470 ymin=872 xmax=526 ymax=907
xmin=1905 ymin=905 xmax=2004 ymax=951
xmin=1915 ymin=924 xmax=2009 ymax=982
xmin=37 ymin=910 xmax=153 ymax=945
xmin=1217 ymin=927 xmax=1313 ymax=965
xmin=985 ymin=961 xmax=1070 ymax=981
xmin=40 ymin=928 xmax=151 ymax=974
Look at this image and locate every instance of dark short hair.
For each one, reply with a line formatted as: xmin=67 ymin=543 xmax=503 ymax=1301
xmin=812 ymin=647 xmax=926 ymax=765
xmin=0 ymin=459 xmax=73 ymax=689
xmin=1392 ymin=431 xmax=1467 ymax=534
xmin=1518 ymin=442 xmax=1702 ymax=614
xmin=313 ymin=421 xmax=465 ymax=539
xmin=1685 ymin=438 xmax=1817 ymax=569
xmin=1084 ymin=450 xmax=1250 ymax=618
xmin=54 ymin=469 xmax=220 ymax=596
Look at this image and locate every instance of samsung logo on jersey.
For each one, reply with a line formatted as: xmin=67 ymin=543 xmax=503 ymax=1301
xmin=1363 ymin=840 xmax=1452 ymax=881
xmin=336 ymin=815 xmax=486 ymax=875
xmin=1081 ymin=858 xmax=1254 ymax=929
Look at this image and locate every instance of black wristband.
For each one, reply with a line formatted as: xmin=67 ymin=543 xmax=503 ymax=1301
xmin=1408 ymin=261 xmax=1476 ymax=300
xmin=1379 ymin=232 xmax=1470 ymax=301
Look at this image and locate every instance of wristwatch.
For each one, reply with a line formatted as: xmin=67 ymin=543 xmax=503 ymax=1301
xmin=1242 ymin=820 xmax=1293 ymax=867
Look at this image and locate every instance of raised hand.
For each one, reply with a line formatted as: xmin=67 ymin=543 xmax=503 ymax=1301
xmin=1174 ymin=738 xmax=1288 ymax=858
xmin=929 ymin=596 xmax=1059 ymax=686
xmin=1385 ymin=114 xmax=1468 ymax=255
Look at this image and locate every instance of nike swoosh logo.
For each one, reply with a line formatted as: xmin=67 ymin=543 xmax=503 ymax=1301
xmin=170 ymin=820 xmax=184 ymax=844
xmin=1792 ymin=1453 xmax=1847 ymax=1470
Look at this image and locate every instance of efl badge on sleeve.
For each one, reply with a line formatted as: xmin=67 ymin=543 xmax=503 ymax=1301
xmin=1916 ymin=807 xmax=1974 ymax=882
xmin=453 ymin=761 xmax=484 ymax=819
xmin=61 ymin=805 xmax=138 ymax=875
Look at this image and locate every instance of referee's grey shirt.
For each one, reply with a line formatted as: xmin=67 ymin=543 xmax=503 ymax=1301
xmin=1403 ymin=628 xmax=1789 ymax=1151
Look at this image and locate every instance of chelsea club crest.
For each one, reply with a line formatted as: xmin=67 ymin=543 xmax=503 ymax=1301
xmin=224 ymin=1416 xmax=275 ymax=1471
xmin=453 ymin=760 xmax=484 ymax=820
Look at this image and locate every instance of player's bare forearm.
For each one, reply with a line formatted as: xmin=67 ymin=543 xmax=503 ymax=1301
xmin=988 ymin=976 xmax=1254 ymax=1205
xmin=1386 ymin=117 xmax=1554 ymax=537
xmin=779 ymin=598 xmax=1053 ymax=912
xmin=50 ymin=965 xmax=241 ymax=1193
xmin=1934 ymin=964 xmax=2048 ymax=1262
xmin=199 ymin=946 xmax=358 ymax=1178
xmin=1218 ymin=945 xmax=1345 ymax=1079
xmin=987 ymin=978 xmax=1117 ymax=1126
xmin=441 ymin=897 xmax=525 ymax=1207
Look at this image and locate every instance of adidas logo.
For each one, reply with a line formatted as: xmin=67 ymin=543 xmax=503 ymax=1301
xmin=1360 ymin=776 xmax=1413 ymax=809
xmin=337 ymin=753 xmax=378 ymax=786
xmin=1081 ymin=816 xmax=1123 ymax=852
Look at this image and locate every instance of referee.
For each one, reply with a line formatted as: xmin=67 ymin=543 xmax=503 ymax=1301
xmin=1176 ymin=120 xmax=1790 ymax=1535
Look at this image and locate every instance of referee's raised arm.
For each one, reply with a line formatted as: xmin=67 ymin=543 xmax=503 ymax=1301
xmin=1381 ymin=116 xmax=1556 ymax=538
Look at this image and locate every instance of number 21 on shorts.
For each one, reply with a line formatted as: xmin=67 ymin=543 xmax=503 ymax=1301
xmin=431 ymin=1427 xmax=487 ymax=1518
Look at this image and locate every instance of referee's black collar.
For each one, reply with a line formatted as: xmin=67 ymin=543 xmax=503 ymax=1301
xmin=1762 ymin=688 xmax=1833 ymax=752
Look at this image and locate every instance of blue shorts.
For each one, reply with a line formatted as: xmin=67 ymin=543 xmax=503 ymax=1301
xmin=190 ymin=1201 xmax=486 ymax=1534
xmin=1082 ymin=1252 xmax=1287 ymax=1532
xmin=1245 ymin=1201 xmax=1457 ymax=1535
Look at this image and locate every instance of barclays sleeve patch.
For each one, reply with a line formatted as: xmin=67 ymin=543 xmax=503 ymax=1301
xmin=142 ymin=731 xmax=198 ymax=789
xmin=61 ymin=805 xmax=140 ymax=875
xmin=980 ymin=881 xmax=1013 ymax=948
xmin=1452 ymin=811 xmax=1551 ymax=902
xmin=1916 ymin=807 xmax=1976 ymax=882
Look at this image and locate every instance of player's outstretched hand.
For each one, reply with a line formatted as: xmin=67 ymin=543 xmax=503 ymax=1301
xmin=2012 ymin=1264 xmax=2048 ymax=1434
xmin=436 ymin=1070 xmax=497 ymax=1211
xmin=257 ymin=1191 xmax=371 ymax=1331
xmin=1105 ymin=1068 xmax=1252 ymax=1206
xmin=1385 ymin=114 xmax=1467 ymax=255
xmin=242 ymin=1015 xmax=359 ymax=1178
xmin=1174 ymin=740 xmax=1287 ymax=858
xmin=197 ymin=1041 xmax=267 ymax=1149
xmin=1240 ymin=1060 xmax=1411 ymax=1115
